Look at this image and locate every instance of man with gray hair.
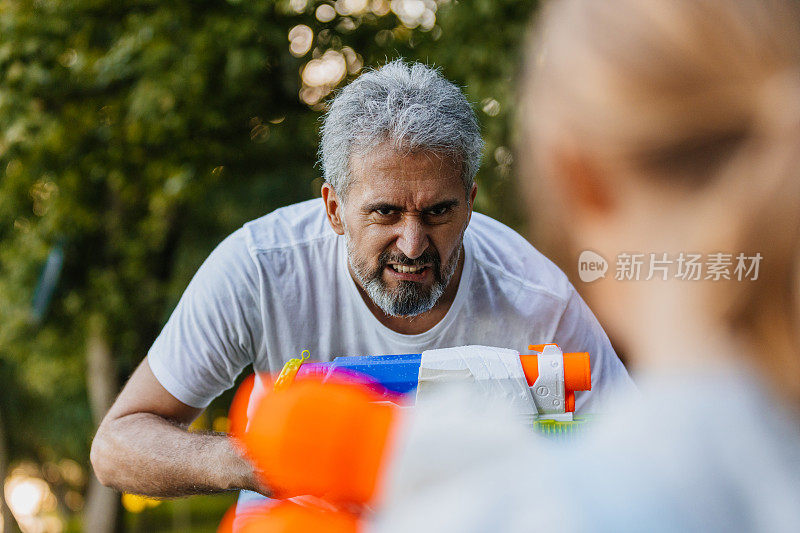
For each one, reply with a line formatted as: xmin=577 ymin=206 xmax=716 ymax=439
xmin=91 ymin=60 xmax=632 ymax=503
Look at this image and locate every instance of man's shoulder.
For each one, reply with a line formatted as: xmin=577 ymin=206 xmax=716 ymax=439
xmin=240 ymin=199 xmax=336 ymax=253
xmin=467 ymin=212 xmax=572 ymax=301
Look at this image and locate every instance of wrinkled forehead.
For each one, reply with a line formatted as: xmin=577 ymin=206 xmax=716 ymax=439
xmin=346 ymin=142 xmax=465 ymax=203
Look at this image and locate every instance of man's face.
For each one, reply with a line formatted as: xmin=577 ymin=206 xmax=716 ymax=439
xmin=327 ymin=142 xmax=476 ymax=317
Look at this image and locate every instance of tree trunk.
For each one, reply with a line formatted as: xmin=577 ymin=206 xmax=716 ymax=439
xmin=84 ymin=315 xmax=119 ymax=533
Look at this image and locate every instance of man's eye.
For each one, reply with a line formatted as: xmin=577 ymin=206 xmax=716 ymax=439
xmin=427 ymin=206 xmax=450 ymax=216
xmin=375 ymin=208 xmax=396 ymax=216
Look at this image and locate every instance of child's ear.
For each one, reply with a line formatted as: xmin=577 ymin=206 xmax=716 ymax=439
xmin=553 ymin=148 xmax=614 ymax=216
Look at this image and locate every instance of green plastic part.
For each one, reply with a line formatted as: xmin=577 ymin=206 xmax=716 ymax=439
xmin=533 ymin=416 xmax=592 ymax=441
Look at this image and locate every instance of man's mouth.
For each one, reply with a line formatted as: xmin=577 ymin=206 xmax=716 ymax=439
xmin=385 ymin=263 xmax=432 ymax=281
xmin=389 ymin=264 xmax=428 ymax=274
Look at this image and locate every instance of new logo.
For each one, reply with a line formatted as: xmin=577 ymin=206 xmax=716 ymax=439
xmin=578 ymin=250 xmax=608 ymax=283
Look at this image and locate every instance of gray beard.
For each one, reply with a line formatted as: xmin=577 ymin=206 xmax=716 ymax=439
xmin=346 ymin=235 xmax=463 ymax=318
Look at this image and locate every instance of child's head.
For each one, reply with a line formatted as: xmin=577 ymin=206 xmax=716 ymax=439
xmin=519 ymin=0 xmax=800 ymax=401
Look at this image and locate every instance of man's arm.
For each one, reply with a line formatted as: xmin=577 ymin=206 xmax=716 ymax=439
xmin=90 ymin=358 xmax=266 ymax=497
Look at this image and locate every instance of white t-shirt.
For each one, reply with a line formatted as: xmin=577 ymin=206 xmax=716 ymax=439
xmin=147 ymin=199 xmax=633 ymax=411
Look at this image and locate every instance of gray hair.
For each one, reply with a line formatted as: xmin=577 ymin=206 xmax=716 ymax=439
xmin=319 ymin=59 xmax=483 ymax=198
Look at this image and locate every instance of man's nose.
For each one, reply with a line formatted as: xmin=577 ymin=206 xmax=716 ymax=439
xmin=395 ymin=216 xmax=429 ymax=260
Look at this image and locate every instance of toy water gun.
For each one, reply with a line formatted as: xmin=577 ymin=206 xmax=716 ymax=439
xmin=222 ymin=344 xmax=593 ymax=532
xmin=274 ymin=343 xmax=591 ymax=425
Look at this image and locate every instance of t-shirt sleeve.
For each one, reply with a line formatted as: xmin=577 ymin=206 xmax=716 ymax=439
xmin=551 ymin=287 xmax=637 ymax=413
xmin=147 ymin=230 xmax=263 ymax=408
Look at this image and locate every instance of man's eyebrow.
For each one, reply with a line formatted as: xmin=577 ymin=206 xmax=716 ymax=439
xmin=423 ymin=199 xmax=460 ymax=212
xmin=363 ymin=202 xmax=403 ymax=213
xmin=362 ymin=199 xmax=461 ymax=213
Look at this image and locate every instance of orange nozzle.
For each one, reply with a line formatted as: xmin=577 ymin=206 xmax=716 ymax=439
xmin=519 ymin=350 xmax=592 ymax=392
xmin=241 ymin=380 xmax=397 ymax=505
xmin=563 ymin=352 xmax=591 ymax=391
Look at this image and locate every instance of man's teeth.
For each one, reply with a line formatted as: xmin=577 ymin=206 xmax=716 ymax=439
xmin=391 ymin=264 xmax=424 ymax=274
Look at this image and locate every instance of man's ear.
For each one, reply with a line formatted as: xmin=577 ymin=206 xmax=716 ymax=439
xmin=466 ymin=183 xmax=478 ymax=223
xmin=321 ymin=182 xmax=345 ymax=235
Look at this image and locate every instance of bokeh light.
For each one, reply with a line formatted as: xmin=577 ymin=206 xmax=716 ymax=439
xmin=5 ymin=470 xmax=62 ymax=533
xmin=290 ymin=0 xmax=450 ymax=109
xmin=316 ymin=4 xmax=337 ymax=22
xmin=288 ymin=24 xmax=314 ymax=57
xmin=300 ymin=49 xmax=348 ymax=105
xmin=7 ymin=477 xmax=47 ymax=517
xmin=370 ymin=0 xmax=391 ymax=16
xmin=341 ymin=46 xmax=363 ymax=75
xmin=302 ymin=50 xmax=346 ymax=87
xmin=482 ymin=97 xmax=501 ymax=117
xmin=335 ymin=0 xmax=369 ymax=16
xmin=290 ymin=0 xmax=308 ymax=13
xmin=391 ymin=0 xmax=438 ymax=30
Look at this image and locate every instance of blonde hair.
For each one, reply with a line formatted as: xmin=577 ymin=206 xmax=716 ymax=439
xmin=521 ymin=0 xmax=800 ymax=403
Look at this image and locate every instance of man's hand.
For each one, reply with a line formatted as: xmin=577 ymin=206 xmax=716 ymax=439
xmin=90 ymin=358 xmax=266 ymax=497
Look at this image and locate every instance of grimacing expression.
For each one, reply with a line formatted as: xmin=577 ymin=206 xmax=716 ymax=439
xmin=341 ymin=144 xmax=474 ymax=317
